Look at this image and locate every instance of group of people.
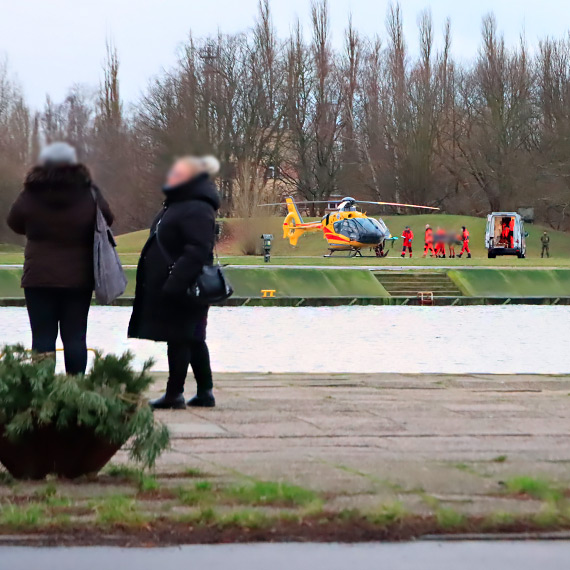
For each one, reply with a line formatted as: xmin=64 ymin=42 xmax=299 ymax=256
xmin=500 ymin=218 xmax=515 ymax=248
xmin=401 ymin=224 xmax=471 ymax=259
xmin=7 ymin=142 xmax=221 ymax=411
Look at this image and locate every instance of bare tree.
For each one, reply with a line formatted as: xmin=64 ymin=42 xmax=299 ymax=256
xmin=534 ymin=36 xmax=570 ymax=228
xmin=229 ymin=0 xmax=287 ymax=216
xmin=282 ymin=0 xmax=343 ymax=214
xmin=0 ymin=60 xmax=30 ymax=240
xmin=338 ymin=14 xmax=361 ymax=190
xmin=91 ymin=40 xmax=144 ymax=231
xmin=449 ymin=15 xmax=534 ymax=211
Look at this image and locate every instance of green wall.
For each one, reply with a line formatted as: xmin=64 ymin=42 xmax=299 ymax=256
xmin=3 ymin=267 xmax=570 ymax=300
xmin=0 ymin=270 xmax=24 ymax=298
xmin=449 ymin=269 xmax=570 ymax=298
xmin=0 ymin=267 xmax=388 ymax=299
xmin=124 ymin=269 xmax=137 ymax=296
xmin=0 ymin=269 xmax=139 ymax=299
xmin=126 ymin=267 xmax=388 ymax=298
xmin=224 ymin=267 xmax=389 ymax=298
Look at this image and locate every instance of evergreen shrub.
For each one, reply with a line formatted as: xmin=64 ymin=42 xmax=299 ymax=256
xmin=0 ymin=345 xmax=169 ymax=479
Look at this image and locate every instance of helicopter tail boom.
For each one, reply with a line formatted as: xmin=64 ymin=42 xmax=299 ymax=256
xmin=283 ymin=198 xmax=321 ymax=246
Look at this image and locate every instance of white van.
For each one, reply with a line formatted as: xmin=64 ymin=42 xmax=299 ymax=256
xmin=485 ymin=212 xmax=527 ymax=258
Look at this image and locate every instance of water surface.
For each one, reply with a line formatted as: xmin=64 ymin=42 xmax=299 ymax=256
xmin=1 ymin=305 xmax=568 ymax=374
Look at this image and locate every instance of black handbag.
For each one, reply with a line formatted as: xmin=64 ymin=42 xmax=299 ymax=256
xmin=155 ymin=219 xmax=233 ymax=305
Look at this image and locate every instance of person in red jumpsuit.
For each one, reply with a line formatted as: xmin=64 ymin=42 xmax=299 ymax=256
xmin=423 ymin=224 xmax=436 ymax=257
xmin=401 ymin=226 xmax=413 ymax=258
xmin=509 ymin=218 xmax=515 ymax=248
xmin=435 ymin=227 xmax=446 ymax=258
xmin=501 ymin=219 xmax=510 ymax=245
xmin=457 ymin=226 xmax=471 ymax=258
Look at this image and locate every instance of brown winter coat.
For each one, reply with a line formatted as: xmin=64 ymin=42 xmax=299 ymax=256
xmin=7 ymin=164 xmax=114 ymax=289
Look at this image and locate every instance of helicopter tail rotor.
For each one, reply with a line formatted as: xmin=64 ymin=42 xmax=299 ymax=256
xmin=283 ymin=198 xmax=306 ymax=246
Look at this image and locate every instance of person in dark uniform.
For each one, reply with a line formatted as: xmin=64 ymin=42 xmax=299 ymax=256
xmin=128 ymin=155 xmax=221 ymax=410
xmin=541 ymin=231 xmax=551 ymax=258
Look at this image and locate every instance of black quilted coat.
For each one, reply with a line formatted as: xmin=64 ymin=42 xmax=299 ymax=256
xmin=128 ymin=174 xmax=220 ymax=342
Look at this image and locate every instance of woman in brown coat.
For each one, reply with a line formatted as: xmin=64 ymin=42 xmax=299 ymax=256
xmin=7 ymin=142 xmax=113 ymax=374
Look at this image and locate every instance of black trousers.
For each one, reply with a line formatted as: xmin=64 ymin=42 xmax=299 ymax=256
xmin=24 ymin=287 xmax=92 ymax=375
xmin=166 ymin=340 xmax=213 ymax=396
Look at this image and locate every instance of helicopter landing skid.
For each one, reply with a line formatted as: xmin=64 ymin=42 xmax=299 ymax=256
xmin=324 ymin=248 xmax=363 ymax=258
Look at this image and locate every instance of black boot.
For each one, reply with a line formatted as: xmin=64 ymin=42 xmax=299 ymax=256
xmin=187 ymin=389 xmax=216 ymax=408
xmin=149 ymin=393 xmax=186 ymax=410
xmin=467 ymin=253 xmax=472 ymax=258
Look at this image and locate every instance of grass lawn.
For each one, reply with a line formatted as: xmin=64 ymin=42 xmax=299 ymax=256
xmin=2 ymin=213 xmax=569 ymax=267
xmin=0 ymin=243 xmax=22 ymax=253
xmin=0 ymin=464 xmax=568 ymax=544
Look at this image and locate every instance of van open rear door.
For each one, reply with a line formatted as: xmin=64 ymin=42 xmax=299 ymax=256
xmin=485 ymin=215 xmax=493 ymax=249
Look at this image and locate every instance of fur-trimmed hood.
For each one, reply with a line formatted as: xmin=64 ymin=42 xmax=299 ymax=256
xmin=24 ymin=164 xmax=92 ymax=208
xmin=162 ymin=173 xmax=221 ymax=211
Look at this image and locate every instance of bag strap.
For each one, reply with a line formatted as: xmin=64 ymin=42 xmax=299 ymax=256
xmin=90 ymin=187 xmax=99 ymax=212
xmin=213 ymin=223 xmax=222 ymax=264
xmin=90 ymin=186 xmax=103 ymax=208
xmin=90 ymin=187 xmax=104 ymax=232
xmin=154 ymin=218 xmax=175 ymax=269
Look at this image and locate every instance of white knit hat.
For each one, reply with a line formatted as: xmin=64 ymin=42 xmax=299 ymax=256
xmin=39 ymin=142 xmax=78 ymax=166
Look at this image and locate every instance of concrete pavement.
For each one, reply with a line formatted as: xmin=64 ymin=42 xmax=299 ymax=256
xmin=143 ymin=372 xmax=570 ymax=516
xmin=1 ymin=371 xmax=569 ymax=541
xmin=3 ymin=542 xmax=570 ymax=570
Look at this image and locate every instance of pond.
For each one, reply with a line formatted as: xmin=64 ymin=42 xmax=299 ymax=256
xmin=1 ymin=305 xmax=569 ymax=374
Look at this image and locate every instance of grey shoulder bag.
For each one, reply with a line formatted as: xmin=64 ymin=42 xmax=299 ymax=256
xmin=92 ymin=189 xmax=127 ymax=304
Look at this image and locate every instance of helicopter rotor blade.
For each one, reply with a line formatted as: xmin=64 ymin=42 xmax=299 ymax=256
xmin=258 ymin=199 xmax=440 ymax=210
xmin=258 ymin=201 xmax=332 ymax=207
xmin=358 ymin=201 xmax=440 ymax=211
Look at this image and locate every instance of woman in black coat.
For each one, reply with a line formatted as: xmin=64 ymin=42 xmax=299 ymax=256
xmin=7 ymin=142 xmax=114 ymax=375
xmin=128 ymin=156 xmax=221 ymax=409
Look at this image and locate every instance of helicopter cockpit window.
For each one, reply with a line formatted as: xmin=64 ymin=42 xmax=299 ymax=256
xmin=372 ymin=218 xmax=388 ymax=233
xmin=334 ymin=218 xmax=385 ymax=242
xmin=334 ymin=220 xmax=359 ymax=239
xmin=357 ymin=218 xmax=384 ymax=233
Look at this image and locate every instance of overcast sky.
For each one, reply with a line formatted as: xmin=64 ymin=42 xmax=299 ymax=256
xmin=1 ymin=0 xmax=570 ymax=108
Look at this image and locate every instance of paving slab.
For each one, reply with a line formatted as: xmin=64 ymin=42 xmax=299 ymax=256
xmin=147 ymin=373 xmax=570 ymax=514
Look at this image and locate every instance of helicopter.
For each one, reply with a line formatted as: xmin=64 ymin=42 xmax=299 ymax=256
xmin=262 ymin=197 xmax=439 ymax=257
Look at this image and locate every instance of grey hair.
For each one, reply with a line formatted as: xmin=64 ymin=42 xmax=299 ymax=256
xmin=39 ymin=142 xmax=78 ymax=166
xmin=179 ymin=155 xmax=220 ymax=177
